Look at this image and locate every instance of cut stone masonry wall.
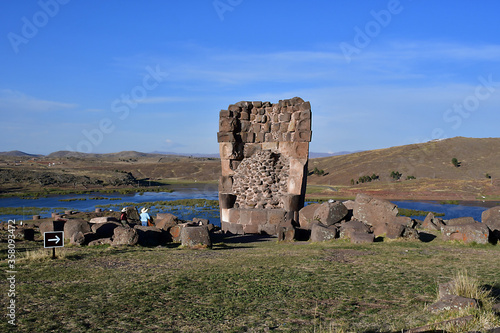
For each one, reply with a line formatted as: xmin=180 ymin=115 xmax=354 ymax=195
xmin=218 ymin=97 xmax=312 ymax=235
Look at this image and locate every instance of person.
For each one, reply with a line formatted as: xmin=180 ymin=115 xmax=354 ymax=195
xmin=140 ymin=207 xmax=152 ymax=227
xmin=120 ymin=207 xmax=128 ymax=227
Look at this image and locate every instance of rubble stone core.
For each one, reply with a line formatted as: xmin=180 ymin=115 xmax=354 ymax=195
xmin=217 ymin=97 xmax=312 ymax=235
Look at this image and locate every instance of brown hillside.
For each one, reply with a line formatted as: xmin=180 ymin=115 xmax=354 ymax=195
xmin=307 ymin=137 xmax=500 ymax=200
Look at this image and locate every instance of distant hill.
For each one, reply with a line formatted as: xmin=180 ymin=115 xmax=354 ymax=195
xmin=308 ymin=136 xmax=500 ymax=186
xmin=0 ymin=150 xmax=42 ymax=157
xmin=150 ymin=151 xmax=220 ymax=158
xmin=309 ymin=151 xmax=362 ymax=159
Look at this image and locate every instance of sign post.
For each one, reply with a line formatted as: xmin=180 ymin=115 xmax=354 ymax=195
xmin=43 ymin=231 xmax=64 ymax=259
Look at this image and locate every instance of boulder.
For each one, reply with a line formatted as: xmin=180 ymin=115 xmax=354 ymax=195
xmin=352 ymin=194 xmax=398 ymax=227
xmin=14 ymin=228 xmax=35 ymax=241
xmin=70 ymin=231 xmax=85 ymax=246
xmin=401 ymin=226 xmax=419 ymax=240
xmin=313 ymin=201 xmax=348 ymax=226
xmin=277 ymin=227 xmax=295 ymax=241
xmin=180 ymin=225 xmax=212 ymax=249
xmin=350 ymin=232 xmax=374 ymax=244
xmin=92 ymin=222 xmax=121 ymax=238
xmin=88 ymin=238 xmax=113 ymax=246
xmin=192 ymin=218 xmax=209 ymax=226
xmin=339 ymin=220 xmax=370 ymax=239
xmin=422 ymin=212 xmax=440 ymax=231
xmin=64 ymin=219 xmax=91 ymax=240
xmin=155 ymin=213 xmax=180 ymax=231
xmin=446 ymin=216 xmax=477 ymax=226
xmin=310 ymin=223 xmax=337 ymax=242
xmin=386 ymin=223 xmax=405 ymax=239
xmin=441 ymin=223 xmax=489 ymax=244
xmin=342 ymin=200 xmax=355 ymax=210
xmin=134 ymin=225 xmax=163 ymax=246
xmin=89 ymin=216 xmax=118 ymax=224
xmin=298 ymin=204 xmax=320 ymax=229
xmin=39 ymin=221 xmax=55 ymax=235
xmin=482 ymin=206 xmax=500 ymax=242
xmin=112 ymin=226 xmax=139 ymax=246
xmin=427 ymin=295 xmax=478 ymax=313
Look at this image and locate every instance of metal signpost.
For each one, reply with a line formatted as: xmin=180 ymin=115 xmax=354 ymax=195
xmin=43 ymin=231 xmax=64 ymax=259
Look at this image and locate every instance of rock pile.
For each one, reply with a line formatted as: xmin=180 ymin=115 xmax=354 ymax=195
xmin=23 ymin=212 xmax=218 ymax=249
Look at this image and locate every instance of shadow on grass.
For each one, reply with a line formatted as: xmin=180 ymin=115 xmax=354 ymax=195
xmin=419 ymin=232 xmax=437 ymax=243
xmin=212 ymin=233 xmax=275 ymax=244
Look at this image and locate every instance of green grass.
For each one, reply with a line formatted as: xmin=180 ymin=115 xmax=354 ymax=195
xmin=1 ymin=236 xmax=499 ymax=332
xmin=398 ymin=208 xmax=445 ymax=217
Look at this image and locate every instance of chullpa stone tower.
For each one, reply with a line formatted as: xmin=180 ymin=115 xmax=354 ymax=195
xmin=217 ymin=97 xmax=312 ymax=235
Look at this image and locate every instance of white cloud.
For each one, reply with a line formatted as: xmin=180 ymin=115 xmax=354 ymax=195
xmin=0 ymin=89 xmax=77 ymax=112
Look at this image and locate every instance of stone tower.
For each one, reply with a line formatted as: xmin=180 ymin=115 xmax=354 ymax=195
xmin=217 ymin=97 xmax=312 ymax=235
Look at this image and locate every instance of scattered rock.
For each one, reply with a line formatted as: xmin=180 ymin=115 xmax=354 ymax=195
xmin=298 ymin=204 xmax=320 ymax=229
xmin=92 ymin=222 xmax=121 ymax=238
xmin=180 ymin=225 xmax=212 ymax=249
xmin=155 ymin=213 xmax=180 ymax=231
xmin=64 ymin=219 xmax=91 ymax=240
xmin=353 ymin=193 xmax=398 ymax=228
xmin=441 ymin=223 xmax=489 ymax=244
xmin=482 ymin=206 xmax=500 ymax=243
xmin=428 ymin=294 xmax=478 ymax=313
xmin=89 ymin=216 xmax=118 ymax=224
xmin=112 ymin=226 xmax=139 ymax=246
xmin=446 ymin=216 xmax=477 ymax=226
xmin=313 ymin=201 xmax=348 ymax=226
xmin=339 ymin=220 xmax=370 ymax=239
xmin=134 ymin=225 xmax=163 ymax=246
xmin=277 ymin=227 xmax=295 ymax=241
xmin=310 ymin=223 xmax=337 ymax=242
xmin=70 ymin=231 xmax=85 ymax=245
xmin=350 ymin=232 xmax=374 ymax=244
xmin=88 ymin=238 xmax=113 ymax=246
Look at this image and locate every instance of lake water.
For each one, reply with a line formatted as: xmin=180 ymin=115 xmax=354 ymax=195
xmin=1 ymin=185 xmax=498 ymax=226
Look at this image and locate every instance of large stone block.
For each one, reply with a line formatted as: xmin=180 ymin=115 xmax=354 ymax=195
xmin=314 ymin=201 xmax=348 ymax=226
xmin=279 ymin=142 xmax=309 ymax=159
xmin=259 ymin=224 xmax=277 ymax=236
xmin=64 ymin=219 xmax=91 ymax=240
xmin=268 ymin=209 xmax=286 ymax=225
xmin=353 ymin=194 xmax=398 ymax=227
xmin=228 ymin=209 xmax=240 ymax=224
xmin=299 ymin=204 xmax=321 ymax=229
xmin=181 ymin=226 xmax=211 ymax=249
xmin=310 ymin=223 xmax=337 ymax=242
xmin=219 ymin=193 xmax=236 ymax=209
xmin=112 ymin=226 xmax=139 ymax=246
xmin=441 ymin=223 xmax=489 ymax=244
xmin=217 ymin=132 xmax=235 ymax=142
xmin=92 ymin=222 xmax=121 ymax=238
xmin=447 ymin=217 xmax=477 ymax=226
xmin=251 ymin=209 xmax=268 ymax=225
xmin=218 ymin=176 xmax=233 ymax=193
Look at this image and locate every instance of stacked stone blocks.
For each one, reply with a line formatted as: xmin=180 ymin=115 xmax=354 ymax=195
xmin=218 ymin=97 xmax=312 ymax=235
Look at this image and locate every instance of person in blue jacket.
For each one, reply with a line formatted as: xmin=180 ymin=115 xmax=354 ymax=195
xmin=140 ymin=207 xmax=152 ymax=226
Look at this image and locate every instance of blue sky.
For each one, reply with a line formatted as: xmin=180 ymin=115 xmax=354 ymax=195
xmin=1 ymin=0 xmax=500 ymax=155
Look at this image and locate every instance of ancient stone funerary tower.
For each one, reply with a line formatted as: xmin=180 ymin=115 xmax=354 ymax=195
xmin=217 ymin=97 xmax=312 ymax=236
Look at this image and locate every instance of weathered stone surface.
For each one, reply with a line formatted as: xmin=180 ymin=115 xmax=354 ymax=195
xmin=92 ymin=222 xmax=121 ymax=238
xmin=350 ymin=232 xmax=374 ymax=244
xmin=339 ymin=220 xmax=371 ymax=239
xmin=88 ymin=238 xmax=113 ymax=246
xmin=438 ymin=282 xmax=454 ymax=299
xmin=342 ymin=200 xmax=355 ymax=210
xmin=353 ymin=194 xmax=398 ymax=227
xmin=155 ymin=213 xmax=180 ymax=231
xmin=441 ymin=223 xmax=489 ymax=244
xmin=112 ymin=226 xmax=139 ymax=246
xmin=277 ymin=227 xmax=295 ymax=241
xmin=64 ymin=219 xmax=91 ymax=240
xmin=181 ymin=225 xmax=211 ymax=249
xmin=298 ymin=204 xmax=320 ymax=229
xmin=422 ymin=212 xmax=440 ymax=230
xmin=446 ymin=216 xmax=477 ymax=226
xmin=39 ymin=220 xmax=55 ymax=235
xmin=134 ymin=225 xmax=163 ymax=246
xmin=385 ymin=222 xmax=405 ymax=239
xmin=310 ymin=223 xmax=337 ymax=242
xmin=482 ymin=206 xmax=500 ymax=242
xmin=169 ymin=223 xmax=186 ymax=241
xmin=222 ymin=221 xmax=244 ymax=235
xmin=89 ymin=216 xmax=118 ymax=224
xmin=259 ymin=224 xmax=277 ymax=236
xmin=428 ymin=295 xmax=478 ymax=313
xmin=219 ymin=193 xmax=236 ymax=209
xmin=313 ymin=201 xmax=348 ymax=226
xmin=192 ymin=218 xmax=210 ymax=226
xmin=70 ymin=231 xmax=85 ymax=246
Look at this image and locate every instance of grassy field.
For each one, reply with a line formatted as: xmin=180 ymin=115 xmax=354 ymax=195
xmin=1 ymin=234 xmax=499 ymax=332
